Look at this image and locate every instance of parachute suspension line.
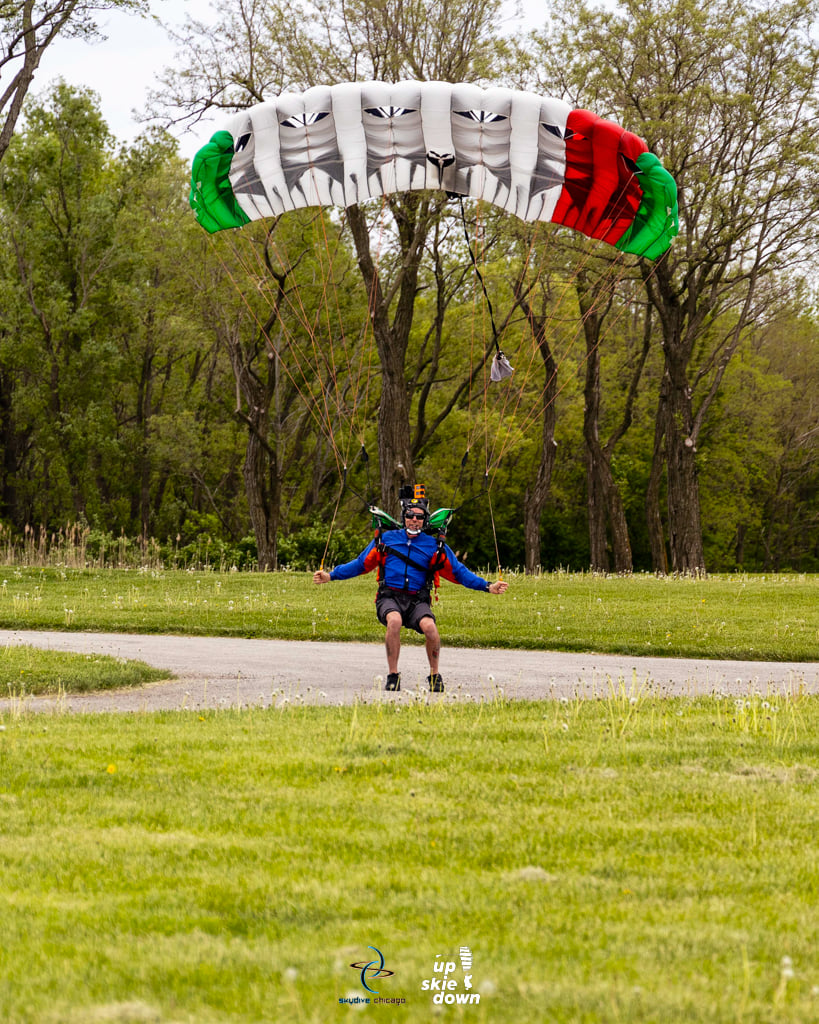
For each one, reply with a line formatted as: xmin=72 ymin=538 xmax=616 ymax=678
xmin=217 ymin=202 xmax=382 ymax=488
xmin=317 ymin=195 xmax=389 ymax=565
xmin=455 ymin=197 xmax=524 ymax=495
xmin=307 ymin=209 xmax=352 ymax=458
xmin=355 ymin=193 xmax=392 ymax=454
xmin=479 ymin=222 xmax=562 ymax=478
xmin=313 ymin=194 xmax=392 ymax=567
xmin=310 ymin=204 xmax=379 ymax=469
xmin=320 ymin=434 xmax=383 ymax=570
xmin=209 ymin=232 xmax=347 ymax=482
xmin=458 ymin=200 xmax=488 ymax=475
xmin=264 ymin=207 xmax=357 ymax=470
xmin=487 ymin=211 xmax=642 ymax=473
xmin=274 ymin=217 xmax=349 ymax=464
xmin=451 ymin=448 xmax=471 ymax=512
xmin=487 ymin=242 xmax=647 ymax=472
xmin=320 ymin=464 xmax=348 ymax=572
xmin=486 ymin=476 xmax=503 ymax=581
xmin=251 ymin=210 xmax=373 ymax=466
xmin=457 ymin=197 xmax=512 ymax=380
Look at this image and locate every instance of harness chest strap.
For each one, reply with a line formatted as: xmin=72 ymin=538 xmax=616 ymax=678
xmin=375 ymin=538 xmax=447 ymax=596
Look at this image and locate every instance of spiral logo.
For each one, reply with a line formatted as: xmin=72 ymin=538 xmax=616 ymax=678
xmin=350 ymin=946 xmax=394 ymax=994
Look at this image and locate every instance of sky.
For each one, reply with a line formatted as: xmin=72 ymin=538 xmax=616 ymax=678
xmin=33 ymin=0 xmax=545 ymax=164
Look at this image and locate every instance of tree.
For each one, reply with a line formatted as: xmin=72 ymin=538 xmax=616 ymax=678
xmin=111 ymin=130 xmax=244 ymax=543
xmin=0 ymin=0 xmax=146 ymax=162
xmin=576 ymin=267 xmax=650 ymax=573
xmin=152 ymin=0 xmax=510 ymax=512
xmin=0 ymin=84 xmax=245 ymax=542
xmin=0 ymin=83 xmax=126 ymax=521
xmin=531 ymin=0 xmax=819 ymax=572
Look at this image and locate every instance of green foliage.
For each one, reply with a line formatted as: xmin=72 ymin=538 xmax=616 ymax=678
xmin=277 ymin=520 xmax=369 ymax=571
xmin=0 ymin=69 xmax=817 ymax=577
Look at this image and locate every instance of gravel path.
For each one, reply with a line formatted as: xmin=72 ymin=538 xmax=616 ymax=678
xmin=1 ymin=629 xmax=817 ymax=712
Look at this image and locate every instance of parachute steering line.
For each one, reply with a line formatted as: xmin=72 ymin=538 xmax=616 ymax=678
xmin=456 ymin=196 xmax=514 ymax=384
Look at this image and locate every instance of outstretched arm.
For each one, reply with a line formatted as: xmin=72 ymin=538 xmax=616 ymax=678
xmin=313 ymin=540 xmax=381 ymax=585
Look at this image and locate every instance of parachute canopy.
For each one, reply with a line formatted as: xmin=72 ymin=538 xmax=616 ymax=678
xmin=190 ymin=80 xmax=678 ymax=260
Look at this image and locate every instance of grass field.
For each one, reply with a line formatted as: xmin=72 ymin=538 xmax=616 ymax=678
xmin=2 ymin=691 xmax=819 ymax=1023
xmin=1 ymin=567 xmax=818 ymax=1023
xmin=0 ymin=643 xmax=169 ymax=696
xmin=0 ymin=567 xmax=817 ymax=661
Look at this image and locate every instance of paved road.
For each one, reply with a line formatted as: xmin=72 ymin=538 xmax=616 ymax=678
xmin=1 ymin=629 xmax=817 ymax=712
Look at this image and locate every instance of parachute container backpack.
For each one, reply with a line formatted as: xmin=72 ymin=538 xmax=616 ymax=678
xmin=189 ymin=81 xmax=678 ymax=259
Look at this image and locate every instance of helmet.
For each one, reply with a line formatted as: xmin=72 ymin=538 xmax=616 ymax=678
xmin=399 ymin=483 xmax=429 ymax=532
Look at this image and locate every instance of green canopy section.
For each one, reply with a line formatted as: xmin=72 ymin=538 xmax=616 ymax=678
xmin=615 ymin=152 xmax=679 ymax=260
xmin=189 ymin=131 xmax=250 ymax=234
xmin=428 ymin=508 xmax=455 ymax=531
xmin=369 ymin=506 xmax=456 ymax=533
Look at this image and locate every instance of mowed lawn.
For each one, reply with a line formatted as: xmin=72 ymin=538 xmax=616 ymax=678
xmin=0 ymin=567 xmax=817 ymax=660
xmin=2 ymin=690 xmax=819 ymax=1023
xmin=1 ymin=568 xmax=817 ymax=1022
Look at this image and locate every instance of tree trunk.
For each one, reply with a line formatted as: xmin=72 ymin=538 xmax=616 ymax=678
xmin=377 ymin=335 xmax=414 ymax=509
xmin=243 ymin=420 xmax=279 ymax=570
xmin=578 ymin=279 xmax=633 ymax=574
xmin=523 ymin=429 xmax=557 ymax=573
xmin=577 ymin=323 xmax=634 ymax=573
xmin=347 ymin=202 xmax=426 ymax=511
xmin=0 ymin=370 xmax=24 ymax=524
xmin=662 ymin=360 xmax=706 ymax=573
xmin=586 ymin=446 xmax=632 ymax=573
xmin=518 ymin=296 xmax=558 ymax=574
xmin=646 ymin=385 xmax=669 ymax=574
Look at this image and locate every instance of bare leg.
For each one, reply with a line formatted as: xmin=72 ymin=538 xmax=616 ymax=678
xmin=419 ymin=617 xmax=441 ymax=675
xmin=385 ymin=611 xmax=403 ymax=673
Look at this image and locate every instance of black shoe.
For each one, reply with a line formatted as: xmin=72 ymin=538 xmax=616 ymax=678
xmin=428 ymin=673 xmax=444 ymax=693
xmin=385 ymin=672 xmax=401 ymax=691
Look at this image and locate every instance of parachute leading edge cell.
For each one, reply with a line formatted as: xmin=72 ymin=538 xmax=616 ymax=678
xmin=190 ymin=131 xmax=250 ymax=233
xmin=189 ymin=81 xmax=678 ymax=259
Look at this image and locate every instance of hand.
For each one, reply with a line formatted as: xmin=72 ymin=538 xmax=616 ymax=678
xmin=313 ymin=570 xmax=331 ymax=584
xmin=488 ymin=580 xmax=508 ymax=595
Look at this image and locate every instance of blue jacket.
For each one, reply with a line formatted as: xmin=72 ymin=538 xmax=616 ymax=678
xmin=329 ymin=528 xmax=489 ymax=593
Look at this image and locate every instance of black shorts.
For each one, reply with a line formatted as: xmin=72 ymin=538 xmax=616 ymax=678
xmin=376 ymin=588 xmax=435 ymax=633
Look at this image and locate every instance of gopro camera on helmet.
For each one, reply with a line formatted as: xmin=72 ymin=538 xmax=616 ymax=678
xmin=399 ymin=484 xmax=426 ymax=503
xmin=399 ymin=483 xmax=430 ymax=531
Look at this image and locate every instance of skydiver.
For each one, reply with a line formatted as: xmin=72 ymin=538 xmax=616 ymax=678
xmin=312 ymin=485 xmax=508 ymax=692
